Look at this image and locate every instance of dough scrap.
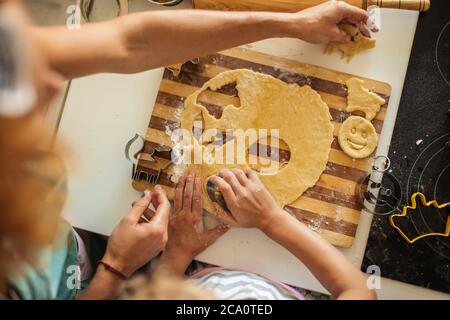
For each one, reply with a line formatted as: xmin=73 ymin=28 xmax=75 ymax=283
xmin=325 ymin=24 xmax=376 ymax=62
xmin=338 ymin=116 xmax=378 ymax=159
xmin=179 ymin=69 xmax=334 ymax=224
xmin=346 ymin=77 xmax=385 ymax=120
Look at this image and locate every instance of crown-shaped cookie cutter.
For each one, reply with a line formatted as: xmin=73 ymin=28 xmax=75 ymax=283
xmin=389 ymin=192 xmax=450 ymax=244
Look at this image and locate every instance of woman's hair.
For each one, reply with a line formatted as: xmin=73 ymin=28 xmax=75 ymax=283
xmin=0 ymin=114 xmax=65 ymax=293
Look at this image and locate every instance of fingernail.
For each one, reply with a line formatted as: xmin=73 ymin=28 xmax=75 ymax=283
xmin=143 ymin=190 xmax=151 ymax=198
xmin=154 ymin=185 xmax=161 ymax=191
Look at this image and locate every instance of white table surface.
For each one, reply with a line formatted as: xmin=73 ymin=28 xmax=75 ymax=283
xmin=55 ymin=4 xmax=450 ymax=299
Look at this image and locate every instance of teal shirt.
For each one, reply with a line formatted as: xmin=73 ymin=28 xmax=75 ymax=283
xmin=8 ymin=152 xmax=93 ymax=299
xmin=10 ymin=220 xmax=90 ymax=300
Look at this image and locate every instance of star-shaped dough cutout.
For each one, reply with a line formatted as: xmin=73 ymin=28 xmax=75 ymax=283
xmin=346 ymin=78 xmax=385 ymax=120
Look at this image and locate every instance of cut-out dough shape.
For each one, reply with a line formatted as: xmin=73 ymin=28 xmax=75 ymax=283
xmin=346 ymin=77 xmax=385 ymax=120
xmin=325 ymin=24 xmax=376 ymax=62
xmin=179 ymin=69 xmax=334 ymax=224
xmin=338 ymin=116 xmax=378 ymax=159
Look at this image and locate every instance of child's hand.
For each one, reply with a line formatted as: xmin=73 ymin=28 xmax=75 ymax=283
xmin=210 ymin=169 xmax=286 ymax=230
xmin=160 ymin=172 xmax=228 ymax=275
xmin=102 ymin=186 xmax=170 ymax=278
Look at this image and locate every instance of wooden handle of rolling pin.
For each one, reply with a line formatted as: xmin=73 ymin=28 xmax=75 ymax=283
xmin=192 ymin=0 xmax=431 ymax=12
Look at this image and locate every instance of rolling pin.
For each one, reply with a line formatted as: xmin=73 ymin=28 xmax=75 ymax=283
xmin=192 ymin=0 xmax=431 ymax=12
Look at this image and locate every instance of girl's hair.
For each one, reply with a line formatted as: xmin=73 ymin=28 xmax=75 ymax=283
xmin=0 ymin=114 xmax=65 ymax=292
xmin=120 ymin=269 xmax=215 ymax=300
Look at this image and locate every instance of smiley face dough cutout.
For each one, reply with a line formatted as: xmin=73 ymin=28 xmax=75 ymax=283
xmin=180 ymin=69 xmax=334 ymax=224
xmin=346 ymin=78 xmax=385 ymax=121
xmin=338 ymin=116 xmax=378 ymax=159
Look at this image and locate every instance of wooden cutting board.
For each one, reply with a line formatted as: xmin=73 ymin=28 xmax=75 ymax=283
xmin=132 ymin=47 xmax=391 ymax=248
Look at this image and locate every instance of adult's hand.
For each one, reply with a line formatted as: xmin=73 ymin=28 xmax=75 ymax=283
xmin=288 ymin=0 xmax=370 ymax=43
xmin=160 ymin=172 xmax=228 ymax=275
xmin=102 ymin=186 xmax=171 ymax=277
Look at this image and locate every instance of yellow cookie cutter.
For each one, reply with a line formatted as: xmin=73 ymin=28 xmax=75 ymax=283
xmin=389 ymin=192 xmax=450 ymax=244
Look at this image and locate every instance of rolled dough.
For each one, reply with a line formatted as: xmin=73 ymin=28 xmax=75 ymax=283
xmin=178 ymin=69 xmax=334 ymax=224
xmin=346 ymin=77 xmax=385 ymax=120
xmin=338 ymin=116 xmax=378 ymax=159
xmin=325 ymin=24 xmax=376 ymax=62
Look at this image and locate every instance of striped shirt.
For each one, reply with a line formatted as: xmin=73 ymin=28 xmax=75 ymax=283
xmin=190 ymin=268 xmax=304 ymax=300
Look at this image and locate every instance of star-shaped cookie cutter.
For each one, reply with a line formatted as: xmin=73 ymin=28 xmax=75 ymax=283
xmin=389 ymin=192 xmax=450 ymax=244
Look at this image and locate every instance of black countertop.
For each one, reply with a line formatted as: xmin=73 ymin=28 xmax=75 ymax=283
xmin=362 ymin=1 xmax=450 ymax=294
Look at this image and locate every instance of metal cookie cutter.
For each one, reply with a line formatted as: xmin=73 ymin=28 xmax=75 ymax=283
xmin=137 ymin=145 xmax=175 ymax=185
xmin=133 ymin=160 xmax=174 ymax=185
xmin=167 ymin=58 xmax=200 ymax=78
xmin=126 ymin=136 xmax=174 ymax=185
xmin=389 ymin=192 xmax=450 ymax=244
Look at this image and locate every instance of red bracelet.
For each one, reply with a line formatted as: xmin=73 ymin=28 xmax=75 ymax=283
xmin=98 ymin=260 xmax=128 ymax=280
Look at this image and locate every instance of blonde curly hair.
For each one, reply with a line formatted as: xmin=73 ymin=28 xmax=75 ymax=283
xmin=120 ymin=269 xmax=215 ymax=300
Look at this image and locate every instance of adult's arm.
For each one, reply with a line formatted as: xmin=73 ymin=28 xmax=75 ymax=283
xmin=32 ymin=1 xmax=368 ymax=79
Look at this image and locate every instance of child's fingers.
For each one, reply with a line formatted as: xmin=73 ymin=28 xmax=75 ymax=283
xmin=245 ymin=169 xmax=257 ymax=179
xmin=244 ymin=169 xmax=265 ymax=193
xmin=219 ymin=169 xmax=244 ymax=195
xmin=210 ymin=175 xmax=237 ymax=205
xmin=245 ymin=169 xmax=260 ymax=183
xmin=231 ymin=168 xmax=249 ymax=186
